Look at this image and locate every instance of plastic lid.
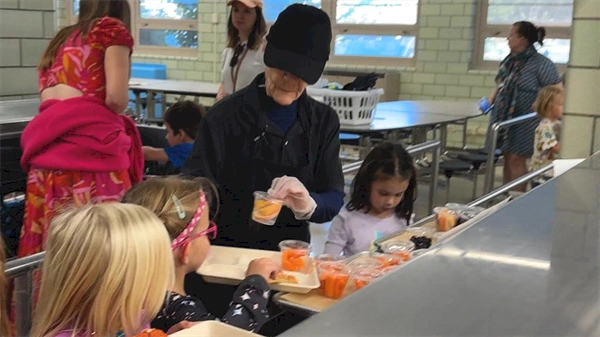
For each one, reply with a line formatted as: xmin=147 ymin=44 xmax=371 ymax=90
xmin=315 ymin=254 xmax=346 ymax=263
xmin=278 ymin=240 xmax=311 ymax=251
xmin=351 ymin=267 xmax=383 ymax=280
xmin=317 ymin=261 xmax=350 ymax=274
xmin=406 ymin=226 xmax=436 ymax=237
xmin=347 ymin=256 xmax=384 ymax=271
xmin=380 ymin=240 xmax=416 ymax=254
xmin=253 ymin=191 xmax=283 ymax=203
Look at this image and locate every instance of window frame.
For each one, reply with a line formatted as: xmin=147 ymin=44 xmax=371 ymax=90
xmin=266 ymin=0 xmax=419 ymax=67
xmin=472 ymin=0 xmax=571 ymax=71
xmin=66 ymin=0 xmax=199 ymax=58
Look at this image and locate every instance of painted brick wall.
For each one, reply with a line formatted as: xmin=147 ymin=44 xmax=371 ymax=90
xmin=0 ymin=0 xmax=56 ymax=101
xmin=50 ymin=0 xmax=496 ymax=147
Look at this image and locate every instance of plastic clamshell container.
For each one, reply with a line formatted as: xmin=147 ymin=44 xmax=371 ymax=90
xmin=197 ymin=246 xmax=319 ymax=294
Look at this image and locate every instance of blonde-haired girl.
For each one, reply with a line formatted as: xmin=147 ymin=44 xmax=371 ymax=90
xmin=531 ymin=85 xmax=564 ymax=187
xmin=122 ymin=177 xmax=279 ymax=333
xmin=30 ymin=203 xmax=174 ymax=337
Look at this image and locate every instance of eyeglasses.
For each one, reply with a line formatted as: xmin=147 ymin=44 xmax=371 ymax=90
xmin=171 ymin=221 xmax=218 ymax=250
xmin=230 ymin=43 xmax=245 ymax=68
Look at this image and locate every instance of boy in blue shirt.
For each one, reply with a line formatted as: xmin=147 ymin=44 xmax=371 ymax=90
xmin=142 ymin=101 xmax=204 ymax=169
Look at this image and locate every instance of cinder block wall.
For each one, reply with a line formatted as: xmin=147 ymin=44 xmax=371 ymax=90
xmin=0 ymin=0 xmax=56 ymax=100
xmin=11 ymin=0 xmax=496 ymax=147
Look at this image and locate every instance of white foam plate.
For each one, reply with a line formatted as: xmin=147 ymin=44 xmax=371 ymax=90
xmin=197 ymin=245 xmax=320 ymax=294
xmin=169 ymin=320 xmax=261 ymax=336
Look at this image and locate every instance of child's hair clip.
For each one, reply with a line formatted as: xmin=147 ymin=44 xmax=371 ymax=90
xmin=172 ymin=195 xmax=186 ymax=219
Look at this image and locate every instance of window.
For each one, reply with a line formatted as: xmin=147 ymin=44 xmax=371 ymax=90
xmin=263 ymin=0 xmax=419 ymax=66
xmin=473 ymin=0 xmax=573 ymax=70
xmin=67 ymin=0 xmax=199 ymax=57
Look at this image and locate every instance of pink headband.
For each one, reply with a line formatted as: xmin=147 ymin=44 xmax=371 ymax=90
xmin=171 ymin=190 xmax=206 ymax=249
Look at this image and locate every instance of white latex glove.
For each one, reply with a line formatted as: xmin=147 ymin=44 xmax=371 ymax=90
xmin=267 ymin=175 xmax=317 ymax=220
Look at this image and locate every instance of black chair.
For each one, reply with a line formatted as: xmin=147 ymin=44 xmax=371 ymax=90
xmin=439 ymin=159 xmax=472 ymax=202
xmin=457 ymin=152 xmax=488 ymax=200
xmin=0 ymin=147 xmax=26 ymax=259
xmin=136 ymin=125 xmax=176 ymax=176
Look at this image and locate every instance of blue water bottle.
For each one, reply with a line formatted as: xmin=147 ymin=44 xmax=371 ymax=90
xmin=479 ymin=97 xmax=492 ymax=115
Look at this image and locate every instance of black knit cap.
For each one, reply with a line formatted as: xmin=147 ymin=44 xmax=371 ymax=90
xmin=264 ymin=4 xmax=332 ymax=84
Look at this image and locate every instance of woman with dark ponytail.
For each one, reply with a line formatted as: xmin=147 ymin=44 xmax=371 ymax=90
xmin=485 ymin=20 xmax=562 ymax=192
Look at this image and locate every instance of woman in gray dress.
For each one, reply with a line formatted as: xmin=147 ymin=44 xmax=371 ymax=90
xmin=487 ymin=21 xmax=562 ymax=192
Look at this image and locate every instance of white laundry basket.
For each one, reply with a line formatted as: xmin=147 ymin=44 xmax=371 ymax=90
xmin=306 ymin=87 xmax=384 ymax=125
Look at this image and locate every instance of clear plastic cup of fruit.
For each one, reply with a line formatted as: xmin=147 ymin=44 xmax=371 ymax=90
xmin=278 ymin=240 xmax=312 ymax=273
xmin=317 ymin=261 xmax=350 ymax=299
xmin=380 ymin=240 xmax=415 ymax=262
xmin=434 ymin=207 xmax=458 ymax=232
xmin=252 ymin=191 xmax=283 ymax=226
xmin=351 ymin=267 xmax=383 ymax=291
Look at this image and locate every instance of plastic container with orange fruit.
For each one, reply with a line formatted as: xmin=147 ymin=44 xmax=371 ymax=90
xmin=252 ymin=191 xmax=283 ymax=226
xmin=278 ymin=240 xmax=312 ymax=273
xmin=317 ymin=261 xmax=350 ymax=299
xmin=380 ymin=240 xmax=415 ymax=262
xmin=370 ymin=252 xmax=403 ymax=268
xmin=434 ymin=207 xmax=458 ymax=232
xmin=351 ymin=267 xmax=383 ymax=291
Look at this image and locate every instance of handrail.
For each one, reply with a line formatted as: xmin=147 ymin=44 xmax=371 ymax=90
xmin=6 ymin=252 xmax=45 ymax=337
xmin=376 ymin=163 xmax=554 ymax=246
xmin=470 ymin=163 xmax=553 ymax=208
xmin=483 ymin=112 xmax=538 ymax=194
xmin=341 ymin=140 xmax=441 ymax=214
xmin=5 ymin=252 xmax=45 ymax=278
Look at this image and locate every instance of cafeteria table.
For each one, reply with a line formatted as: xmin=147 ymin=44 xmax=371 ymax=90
xmin=339 ymin=100 xmax=481 ymax=156
xmin=128 ymin=78 xmax=220 ymax=121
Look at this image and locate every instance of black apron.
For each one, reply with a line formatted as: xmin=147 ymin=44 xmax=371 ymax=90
xmin=213 ymin=117 xmax=314 ymax=252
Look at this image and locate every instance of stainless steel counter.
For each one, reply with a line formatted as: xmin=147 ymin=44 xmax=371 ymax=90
xmin=280 ymin=155 xmax=600 ymax=336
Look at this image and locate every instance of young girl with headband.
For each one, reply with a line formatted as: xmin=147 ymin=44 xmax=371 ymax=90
xmin=122 ymin=177 xmax=280 ymax=333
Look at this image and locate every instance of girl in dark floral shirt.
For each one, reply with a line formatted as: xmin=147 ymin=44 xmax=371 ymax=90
xmin=123 ymin=177 xmax=280 ymax=333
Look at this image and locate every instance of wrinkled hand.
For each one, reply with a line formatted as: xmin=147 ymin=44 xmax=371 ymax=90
xmin=268 ymin=176 xmax=317 ymax=220
xmin=246 ymin=257 xmax=281 ymax=282
xmin=166 ymin=321 xmax=199 ymax=334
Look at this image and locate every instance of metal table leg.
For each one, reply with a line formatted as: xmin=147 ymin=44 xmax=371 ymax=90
xmin=358 ymin=135 xmax=372 ymax=159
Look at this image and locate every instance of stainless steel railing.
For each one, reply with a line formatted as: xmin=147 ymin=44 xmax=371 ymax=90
xmin=483 ymin=112 xmax=539 ymax=194
xmin=6 ymin=252 xmax=45 ymax=337
xmin=376 ymin=163 xmax=555 ymax=246
xmin=341 ymin=140 xmax=441 ymax=214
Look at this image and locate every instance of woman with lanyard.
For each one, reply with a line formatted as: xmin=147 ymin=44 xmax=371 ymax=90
xmin=215 ymin=0 xmax=267 ymax=102
xmin=485 ymin=21 xmax=562 ymax=192
xmin=183 ymin=4 xmax=344 ymax=252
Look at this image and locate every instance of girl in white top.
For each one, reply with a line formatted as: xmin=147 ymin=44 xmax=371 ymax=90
xmin=216 ymin=0 xmax=267 ymax=102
